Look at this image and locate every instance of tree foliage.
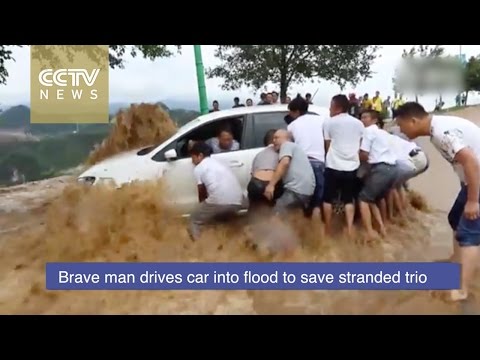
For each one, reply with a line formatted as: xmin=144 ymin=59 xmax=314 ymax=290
xmin=0 ymin=45 xmax=181 ymax=85
xmin=207 ymin=45 xmax=379 ymax=100
xmin=465 ymin=55 xmax=480 ymax=93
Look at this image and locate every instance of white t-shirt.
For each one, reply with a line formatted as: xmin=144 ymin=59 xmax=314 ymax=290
xmin=389 ymin=133 xmax=417 ymax=161
xmin=193 ymin=157 xmax=243 ymax=205
xmin=430 ymin=115 xmax=480 ymax=184
xmin=360 ymin=125 xmax=397 ymax=165
xmin=324 ymin=113 xmax=365 ymax=171
xmin=287 ymin=113 xmax=326 ymax=162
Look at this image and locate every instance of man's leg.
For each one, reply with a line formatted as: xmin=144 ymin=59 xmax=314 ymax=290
xmin=188 ymin=203 xmax=217 ymax=241
xmin=340 ymin=171 xmax=357 ymax=238
xmin=453 ymin=221 xmax=480 ymax=300
xmin=358 ymin=165 xmax=396 ymax=240
xmin=305 ymin=160 xmax=325 ymax=219
xmin=189 ymin=203 xmax=240 ymax=241
xmin=449 ymin=186 xmax=480 ymax=300
xmin=358 ymin=177 xmax=379 ymax=240
xmin=447 ymin=189 xmax=466 ymax=263
xmin=273 ymin=190 xmax=302 ymax=216
xmin=322 ymin=169 xmax=337 ymax=236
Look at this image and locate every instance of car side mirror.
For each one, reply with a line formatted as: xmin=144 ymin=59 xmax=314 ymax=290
xmin=165 ymin=149 xmax=178 ymax=161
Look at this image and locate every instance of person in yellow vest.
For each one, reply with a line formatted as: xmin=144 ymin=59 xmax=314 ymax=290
xmin=391 ymin=95 xmax=405 ymax=119
xmin=361 ymin=93 xmax=372 ymax=111
xmin=371 ymin=91 xmax=383 ymax=112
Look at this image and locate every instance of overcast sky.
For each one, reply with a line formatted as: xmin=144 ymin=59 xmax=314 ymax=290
xmin=1 ymin=45 xmax=479 ymax=111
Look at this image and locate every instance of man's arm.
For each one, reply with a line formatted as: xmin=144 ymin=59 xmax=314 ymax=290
xmin=455 ymin=148 xmax=480 ymax=202
xmin=359 ymin=130 xmax=372 ymax=163
xmin=269 ymin=142 xmax=293 ymax=186
xmin=193 ymin=168 xmax=208 ymax=203
xmin=270 ymin=157 xmax=291 ymax=186
xmin=324 ymin=120 xmax=331 ymax=153
xmin=438 ymin=130 xmax=479 ymax=203
xmin=197 ymin=185 xmax=208 ymax=203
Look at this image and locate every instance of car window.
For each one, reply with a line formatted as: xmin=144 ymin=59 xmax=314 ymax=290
xmin=151 ymin=115 xmax=245 ymax=162
xmin=252 ymin=111 xmax=288 ymax=148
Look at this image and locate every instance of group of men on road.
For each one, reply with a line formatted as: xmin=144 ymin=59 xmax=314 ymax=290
xmin=209 ymin=92 xmax=313 ymax=112
xmin=347 ymin=92 xmax=406 ymax=120
xmin=188 ymin=94 xmax=480 ymax=303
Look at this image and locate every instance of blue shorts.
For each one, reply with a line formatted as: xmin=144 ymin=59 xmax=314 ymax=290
xmin=447 ymin=184 xmax=480 ymax=247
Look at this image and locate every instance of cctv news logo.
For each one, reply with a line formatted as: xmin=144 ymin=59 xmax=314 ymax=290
xmin=38 ymin=68 xmax=100 ymax=101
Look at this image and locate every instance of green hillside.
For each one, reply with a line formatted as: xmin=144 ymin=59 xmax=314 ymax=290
xmin=0 ymin=102 xmax=200 ymax=186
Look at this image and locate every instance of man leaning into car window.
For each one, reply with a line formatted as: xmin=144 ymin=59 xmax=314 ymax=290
xmin=205 ymin=127 xmax=240 ymax=154
xmin=188 ymin=142 xmax=244 ymax=241
xmin=247 ymin=129 xmax=284 ymax=212
xmin=264 ymin=129 xmax=315 ymax=214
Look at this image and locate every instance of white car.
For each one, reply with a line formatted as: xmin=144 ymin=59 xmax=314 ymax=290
xmin=78 ymin=104 xmax=330 ymax=215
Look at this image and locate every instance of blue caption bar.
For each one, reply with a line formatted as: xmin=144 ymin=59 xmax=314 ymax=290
xmin=45 ymin=262 xmax=460 ymax=291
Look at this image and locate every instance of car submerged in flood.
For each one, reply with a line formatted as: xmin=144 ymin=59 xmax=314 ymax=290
xmin=78 ymin=104 xmax=330 ymax=215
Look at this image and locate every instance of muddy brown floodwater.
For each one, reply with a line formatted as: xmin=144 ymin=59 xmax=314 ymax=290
xmin=0 ymin=104 xmax=479 ymax=314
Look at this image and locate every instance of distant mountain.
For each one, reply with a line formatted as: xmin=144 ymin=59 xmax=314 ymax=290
xmin=0 ymin=105 xmax=30 ymax=129
xmin=0 ymin=101 xmax=200 ymax=136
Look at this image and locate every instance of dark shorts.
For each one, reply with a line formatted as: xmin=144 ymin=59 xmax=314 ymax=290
xmin=323 ymin=168 xmax=358 ymax=204
xmin=307 ymin=159 xmax=325 ymax=209
xmin=354 ymin=176 xmax=364 ymax=199
xmin=447 ymin=184 xmax=480 ymax=247
xmin=358 ymin=163 xmax=398 ymax=203
xmin=273 ymin=189 xmax=311 ymax=215
xmin=247 ymin=177 xmax=283 ymax=207
xmin=394 ymin=160 xmax=416 ymax=189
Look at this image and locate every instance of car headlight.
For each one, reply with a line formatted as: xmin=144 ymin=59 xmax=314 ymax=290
xmin=77 ymin=176 xmax=96 ymax=185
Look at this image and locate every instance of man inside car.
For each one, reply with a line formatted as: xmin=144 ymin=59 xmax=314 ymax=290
xmin=205 ymin=127 xmax=240 ymax=154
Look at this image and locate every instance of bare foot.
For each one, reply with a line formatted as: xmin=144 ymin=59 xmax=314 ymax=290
xmin=429 ymin=290 xmax=450 ymax=303
xmin=451 ymin=289 xmax=469 ymax=302
xmin=365 ymin=230 xmax=381 ymax=244
xmin=430 ymin=289 xmax=469 ymax=304
xmin=379 ymin=226 xmax=387 ymax=238
xmin=346 ymin=227 xmax=356 ymax=239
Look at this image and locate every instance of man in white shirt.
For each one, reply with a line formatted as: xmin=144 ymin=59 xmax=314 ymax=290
xmin=188 ymin=142 xmax=244 ymax=241
xmin=287 ymin=95 xmax=326 ymax=218
xmin=358 ymin=110 xmax=398 ymax=240
xmin=323 ymin=94 xmax=365 ymax=237
xmin=396 ymin=102 xmax=480 ymax=302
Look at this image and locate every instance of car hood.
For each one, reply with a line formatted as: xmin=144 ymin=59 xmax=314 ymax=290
xmin=78 ymin=147 xmax=153 ymax=183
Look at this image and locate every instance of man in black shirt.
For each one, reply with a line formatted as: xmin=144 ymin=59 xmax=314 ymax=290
xmin=232 ymin=97 xmax=245 ymax=108
xmin=209 ymin=100 xmax=220 ymax=113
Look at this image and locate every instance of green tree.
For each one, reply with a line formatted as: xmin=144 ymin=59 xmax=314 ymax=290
xmin=464 ymin=55 xmax=480 ymax=105
xmin=0 ymin=45 xmax=181 ymax=85
xmin=207 ymin=45 xmax=379 ymax=102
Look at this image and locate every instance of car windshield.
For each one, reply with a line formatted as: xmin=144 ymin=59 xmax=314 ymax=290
xmin=176 ymin=117 xmax=202 ymax=135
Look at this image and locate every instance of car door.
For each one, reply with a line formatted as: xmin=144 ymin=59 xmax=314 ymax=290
xmin=154 ymin=115 xmax=252 ymax=216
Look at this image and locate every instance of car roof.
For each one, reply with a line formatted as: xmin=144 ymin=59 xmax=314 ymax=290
xmin=175 ymin=104 xmax=330 ymax=137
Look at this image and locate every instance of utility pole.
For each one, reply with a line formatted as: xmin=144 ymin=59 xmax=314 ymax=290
xmin=193 ymin=45 xmax=209 ymax=115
